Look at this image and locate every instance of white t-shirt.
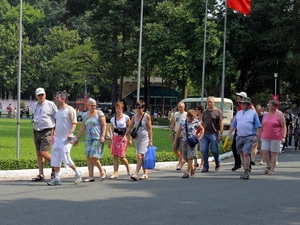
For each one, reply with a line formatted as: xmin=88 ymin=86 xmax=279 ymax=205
xmin=55 ymin=105 xmax=77 ymax=139
xmin=110 ymin=114 xmax=130 ymax=129
xmin=174 ymin=111 xmax=187 ymax=133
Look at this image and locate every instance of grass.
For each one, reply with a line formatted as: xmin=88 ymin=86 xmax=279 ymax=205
xmin=0 ymin=118 xmax=174 ymax=159
xmin=0 ymin=118 xmax=229 ymax=170
xmin=0 ymin=118 xmax=175 ymax=169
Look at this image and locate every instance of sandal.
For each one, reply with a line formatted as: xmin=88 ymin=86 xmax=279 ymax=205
xmin=51 ymin=168 xmax=55 ymax=179
xmin=264 ymin=167 xmax=271 ymax=175
xmin=267 ymin=170 xmax=275 ymax=175
xmin=109 ymin=175 xmax=118 ymax=179
xmin=32 ymin=175 xmax=45 ymax=182
xmin=138 ymin=174 xmax=148 ymax=180
xmin=83 ymin=178 xmax=95 ymax=182
xmin=182 ymin=173 xmax=189 ymax=178
xmin=240 ymin=174 xmax=249 ymax=180
xmin=130 ymin=174 xmax=138 ymax=181
xmin=100 ymin=169 xmax=106 ymax=181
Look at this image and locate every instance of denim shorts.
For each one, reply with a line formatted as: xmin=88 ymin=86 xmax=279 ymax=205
xmin=236 ymin=135 xmax=254 ymax=154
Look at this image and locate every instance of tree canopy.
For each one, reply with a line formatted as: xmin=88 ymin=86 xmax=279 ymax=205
xmin=0 ymin=0 xmax=299 ymax=107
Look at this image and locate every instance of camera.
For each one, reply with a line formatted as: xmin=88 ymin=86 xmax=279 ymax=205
xmin=32 ymin=116 xmax=38 ymax=123
xmin=114 ymin=127 xmax=126 ymax=135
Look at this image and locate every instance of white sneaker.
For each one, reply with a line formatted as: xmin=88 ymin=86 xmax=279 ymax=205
xmin=47 ymin=178 xmax=61 ymax=186
xmin=74 ymin=172 xmax=82 ymax=184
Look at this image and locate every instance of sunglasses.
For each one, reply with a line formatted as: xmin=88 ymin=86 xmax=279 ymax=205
xmin=136 ymin=106 xmax=144 ymax=109
xmin=89 ymin=105 xmax=97 ymax=107
xmin=37 ymin=94 xmax=45 ymax=96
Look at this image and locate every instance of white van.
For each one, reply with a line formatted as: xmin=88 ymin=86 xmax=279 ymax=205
xmin=180 ymin=97 xmax=234 ymax=129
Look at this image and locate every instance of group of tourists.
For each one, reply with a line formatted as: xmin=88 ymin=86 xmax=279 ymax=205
xmin=30 ymin=86 xmax=290 ymax=185
xmin=169 ymin=92 xmax=288 ymax=180
xmin=31 ymin=87 xmax=153 ymax=185
xmin=169 ymin=97 xmax=223 ymax=179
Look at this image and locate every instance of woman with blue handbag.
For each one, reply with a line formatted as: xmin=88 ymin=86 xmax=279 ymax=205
xmin=123 ymin=100 xmax=153 ymax=181
xmin=174 ymin=110 xmax=204 ymax=178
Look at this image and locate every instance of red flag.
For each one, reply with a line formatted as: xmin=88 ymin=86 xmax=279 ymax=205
xmin=227 ymin=0 xmax=251 ymax=15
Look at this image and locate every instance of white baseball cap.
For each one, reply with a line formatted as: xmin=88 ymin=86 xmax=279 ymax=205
xmin=35 ymin=88 xmax=45 ymax=95
xmin=236 ymin=92 xmax=247 ymax=98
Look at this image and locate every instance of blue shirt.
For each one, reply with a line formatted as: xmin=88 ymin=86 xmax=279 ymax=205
xmin=232 ymin=109 xmax=261 ymax=136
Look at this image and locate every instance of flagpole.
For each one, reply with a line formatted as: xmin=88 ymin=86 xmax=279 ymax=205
xmin=137 ymin=0 xmax=144 ymax=102
xmin=16 ymin=0 xmax=23 ymax=158
xmin=201 ymin=0 xmax=208 ymax=104
xmin=221 ymin=0 xmax=228 ymax=112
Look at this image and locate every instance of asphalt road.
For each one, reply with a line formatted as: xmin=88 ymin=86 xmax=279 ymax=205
xmin=1 ymin=148 xmax=300 ymax=225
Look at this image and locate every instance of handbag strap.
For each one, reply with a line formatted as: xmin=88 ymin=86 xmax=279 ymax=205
xmin=114 ymin=116 xmax=117 ymax=128
xmin=136 ymin=113 xmax=145 ymax=132
xmin=185 ymin=119 xmax=189 ymax=139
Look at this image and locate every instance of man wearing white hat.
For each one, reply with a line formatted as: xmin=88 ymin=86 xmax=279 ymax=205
xmin=227 ymin=97 xmax=261 ymax=180
xmin=31 ymin=87 xmax=57 ymax=181
xmin=231 ymin=92 xmax=248 ymax=171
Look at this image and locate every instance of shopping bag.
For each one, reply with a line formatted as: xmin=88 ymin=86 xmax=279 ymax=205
xmin=223 ymin=136 xmax=231 ymax=153
xmin=144 ymin=146 xmax=157 ymax=169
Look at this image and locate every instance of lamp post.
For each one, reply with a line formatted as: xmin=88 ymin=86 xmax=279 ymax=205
xmin=274 ymin=73 xmax=278 ymax=96
xmin=16 ymin=0 xmax=23 ymax=158
xmin=137 ymin=0 xmax=144 ymax=102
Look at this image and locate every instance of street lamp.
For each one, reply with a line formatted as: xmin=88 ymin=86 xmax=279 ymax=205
xmin=274 ymin=73 xmax=278 ymax=96
xmin=137 ymin=0 xmax=144 ymax=102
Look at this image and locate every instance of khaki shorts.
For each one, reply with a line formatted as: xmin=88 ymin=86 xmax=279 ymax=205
xmin=173 ymin=136 xmax=183 ymax=151
xmin=261 ymin=138 xmax=281 ymax=153
xmin=33 ymin=128 xmax=54 ymax=151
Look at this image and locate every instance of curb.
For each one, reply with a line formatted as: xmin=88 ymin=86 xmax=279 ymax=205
xmin=0 ymin=152 xmax=233 ymax=180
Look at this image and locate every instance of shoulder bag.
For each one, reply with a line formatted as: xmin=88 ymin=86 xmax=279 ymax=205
xmin=185 ymin=119 xmax=198 ymax=147
xmin=131 ymin=113 xmax=145 ymax=139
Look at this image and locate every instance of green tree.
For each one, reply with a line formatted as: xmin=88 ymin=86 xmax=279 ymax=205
xmin=89 ymin=0 xmax=141 ymax=105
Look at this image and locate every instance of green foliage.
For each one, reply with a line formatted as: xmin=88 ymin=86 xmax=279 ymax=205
xmin=1 ymin=0 xmax=299 ymax=105
xmin=20 ymin=101 xmax=26 ymax=108
xmin=0 ymin=118 xmax=229 ymax=170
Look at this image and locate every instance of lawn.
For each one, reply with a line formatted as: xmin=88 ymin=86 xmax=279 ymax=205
xmin=0 ymin=118 xmax=175 ymax=169
xmin=0 ymin=118 xmax=229 ymax=170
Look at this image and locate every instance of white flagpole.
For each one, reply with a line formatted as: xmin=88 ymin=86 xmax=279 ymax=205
xmin=221 ymin=0 xmax=228 ymax=112
xmin=201 ymin=0 xmax=208 ymax=104
xmin=16 ymin=0 xmax=23 ymax=158
xmin=137 ymin=0 xmax=144 ymax=102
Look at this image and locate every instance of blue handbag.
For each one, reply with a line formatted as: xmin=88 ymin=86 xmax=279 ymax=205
xmin=144 ymin=146 xmax=157 ymax=169
xmin=185 ymin=119 xmax=198 ymax=147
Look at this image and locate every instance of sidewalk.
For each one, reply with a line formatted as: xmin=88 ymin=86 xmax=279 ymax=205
xmin=0 ymin=152 xmax=233 ymax=181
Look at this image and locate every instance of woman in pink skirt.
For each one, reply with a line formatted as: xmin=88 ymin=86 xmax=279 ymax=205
xmin=108 ymin=101 xmax=132 ymax=179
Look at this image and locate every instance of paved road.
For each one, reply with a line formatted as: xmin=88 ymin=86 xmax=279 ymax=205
xmin=1 ymin=148 xmax=300 ymax=225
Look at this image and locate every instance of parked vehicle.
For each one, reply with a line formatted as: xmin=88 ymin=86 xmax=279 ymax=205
xmin=77 ymin=109 xmax=88 ymax=122
xmin=180 ymin=97 xmax=233 ymax=129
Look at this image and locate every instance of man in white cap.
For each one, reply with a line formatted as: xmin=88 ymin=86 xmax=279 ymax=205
xmin=227 ymin=97 xmax=261 ymax=180
xmin=231 ymin=92 xmax=248 ymax=171
xmin=31 ymin=87 xmax=57 ymax=181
